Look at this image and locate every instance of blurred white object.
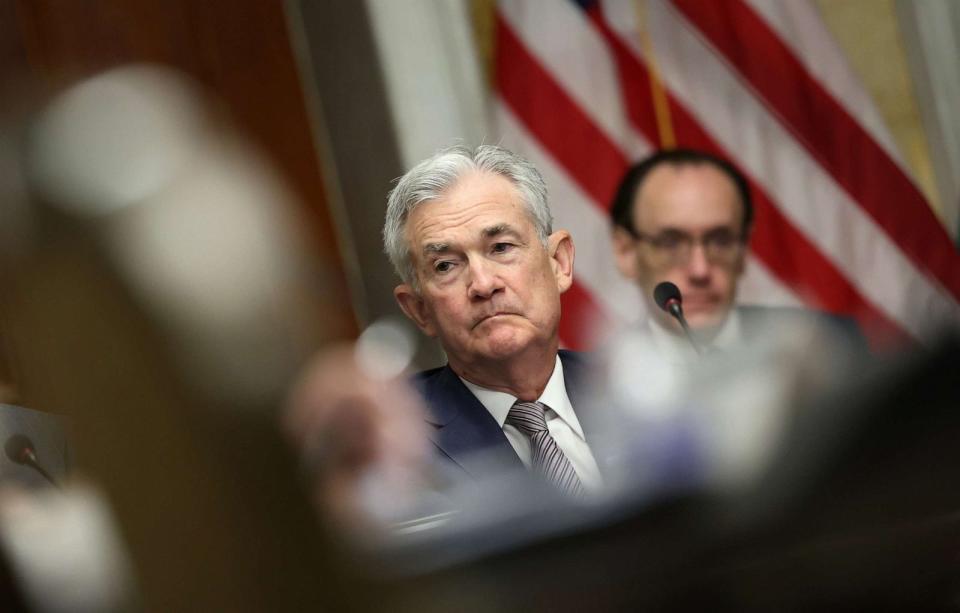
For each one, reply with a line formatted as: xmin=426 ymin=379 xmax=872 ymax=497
xmin=29 ymin=66 xmax=206 ymax=216
xmin=355 ymin=316 xmax=417 ymax=381
xmin=0 ymin=482 xmax=135 ymax=613
xmin=593 ymin=316 xmax=859 ymax=500
xmin=27 ymin=65 xmax=327 ymax=408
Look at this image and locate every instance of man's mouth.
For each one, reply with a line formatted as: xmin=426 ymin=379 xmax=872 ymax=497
xmin=681 ymin=296 xmax=719 ymax=311
xmin=474 ymin=312 xmax=516 ymax=328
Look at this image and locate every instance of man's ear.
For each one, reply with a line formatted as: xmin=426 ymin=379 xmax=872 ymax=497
xmin=611 ymin=226 xmax=640 ymax=280
xmin=394 ymin=284 xmax=437 ymax=337
xmin=548 ymin=230 xmax=575 ymax=294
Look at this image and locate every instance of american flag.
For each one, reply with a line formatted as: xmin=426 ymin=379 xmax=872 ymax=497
xmin=492 ymin=0 xmax=960 ymax=350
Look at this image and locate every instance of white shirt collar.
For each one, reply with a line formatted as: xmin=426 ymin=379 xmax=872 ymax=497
xmin=459 ymin=355 xmax=586 ymax=439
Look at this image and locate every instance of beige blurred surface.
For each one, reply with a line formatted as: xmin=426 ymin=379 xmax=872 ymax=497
xmin=816 ymin=0 xmax=941 ymax=217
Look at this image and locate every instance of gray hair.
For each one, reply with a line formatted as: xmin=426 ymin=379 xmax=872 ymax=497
xmin=383 ymin=144 xmax=552 ymax=286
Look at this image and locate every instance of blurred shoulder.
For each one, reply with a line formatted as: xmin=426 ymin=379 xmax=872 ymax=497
xmin=737 ymin=305 xmax=867 ymax=349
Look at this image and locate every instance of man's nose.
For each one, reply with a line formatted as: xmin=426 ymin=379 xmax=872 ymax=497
xmin=685 ymin=242 xmax=712 ymax=281
xmin=467 ymin=259 xmax=504 ymax=299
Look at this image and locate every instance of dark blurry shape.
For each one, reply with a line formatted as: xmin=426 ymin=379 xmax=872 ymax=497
xmin=3 ymin=435 xmax=57 ymax=489
xmin=653 ymin=281 xmax=701 ymax=355
xmin=653 ymin=280 xmax=682 ymax=314
xmin=5 ymin=435 xmax=38 ymax=466
xmin=0 ymin=66 xmax=365 ymax=611
xmin=380 ymin=332 xmax=960 ymax=612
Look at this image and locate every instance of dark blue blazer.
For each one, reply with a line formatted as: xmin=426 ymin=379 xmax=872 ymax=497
xmin=411 ymin=350 xmax=593 ymax=480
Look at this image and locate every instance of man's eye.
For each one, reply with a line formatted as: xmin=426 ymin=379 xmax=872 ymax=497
xmin=654 ymin=234 xmax=685 ymax=249
xmin=434 ymin=261 xmax=454 ymax=273
xmin=706 ymin=232 xmax=737 ymax=248
xmin=492 ymin=242 xmax=513 ymax=254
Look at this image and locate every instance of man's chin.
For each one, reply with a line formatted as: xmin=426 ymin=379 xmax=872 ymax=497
xmin=475 ymin=325 xmax=536 ymax=359
xmin=685 ymin=309 xmax=727 ymax=334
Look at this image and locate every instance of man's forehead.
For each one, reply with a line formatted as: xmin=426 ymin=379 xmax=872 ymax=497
xmin=633 ymin=163 xmax=743 ymax=229
xmin=407 ymin=175 xmax=530 ymax=236
xmin=444 ymin=170 xmax=522 ymax=204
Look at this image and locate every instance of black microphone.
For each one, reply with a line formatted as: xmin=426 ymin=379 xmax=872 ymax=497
xmin=653 ymin=281 xmax=703 ymax=355
xmin=5 ymin=434 xmax=60 ymax=489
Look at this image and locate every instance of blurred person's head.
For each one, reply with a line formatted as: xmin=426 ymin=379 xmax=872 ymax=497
xmin=383 ymin=145 xmax=574 ymax=392
xmin=610 ymin=149 xmax=752 ymax=338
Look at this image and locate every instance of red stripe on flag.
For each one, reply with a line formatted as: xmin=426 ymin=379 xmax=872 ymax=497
xmin=589 ymin=10 xmax=909 ymax=343
xmin=672 ymin=0 xmax=960 ymax=302
xmin=495 ymin=13 xmax=629 ymax=207
xmin=559 ymin=280 xmax=610 ymax=350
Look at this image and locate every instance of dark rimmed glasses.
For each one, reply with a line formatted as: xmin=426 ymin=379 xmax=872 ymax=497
xmin=628 ymin=227 xmax=745 ymax=267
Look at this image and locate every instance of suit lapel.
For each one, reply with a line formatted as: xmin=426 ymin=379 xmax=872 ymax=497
xmin=421 ymin=366 xmax=523 ymax=478
xmin=559 ymin=350 xmax=612 ymax=478
xmin=558 ymin=349 xmax=597 ymax=441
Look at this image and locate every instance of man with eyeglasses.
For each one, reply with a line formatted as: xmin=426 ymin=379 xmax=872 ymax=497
xmin=609 ymin=148 xmax=857 ymax=359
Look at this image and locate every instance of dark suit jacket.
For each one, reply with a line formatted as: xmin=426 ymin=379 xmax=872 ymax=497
xmin=411 ymin=350 xmax=593 ymax=482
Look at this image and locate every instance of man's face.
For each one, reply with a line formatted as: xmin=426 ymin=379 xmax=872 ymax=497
xmin=394 ymin=172 xmax=574 ymax=372
xmin=613 ymin=163 xmax=747 ymax=334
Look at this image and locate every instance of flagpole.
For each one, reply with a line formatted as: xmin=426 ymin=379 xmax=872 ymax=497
xmin=634 ymin=0 xmax=676 ymax=148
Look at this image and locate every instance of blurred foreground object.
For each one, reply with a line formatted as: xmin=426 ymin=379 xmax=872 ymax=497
xmin=26 ymin=65 xmax=331 ymax=408
xmin=0 ymin=482 xmax=134 ymax=613
xmin=283 ymin=319 xmax=434 ymax=541
xmin=0 ymin=65 xmax=360 ymax=610
xmin=374 ymin=318 xmax=960 ymax=611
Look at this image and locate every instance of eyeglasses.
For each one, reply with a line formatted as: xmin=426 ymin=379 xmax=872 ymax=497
xmin=628 ymin=227 xmax=745 ymax=267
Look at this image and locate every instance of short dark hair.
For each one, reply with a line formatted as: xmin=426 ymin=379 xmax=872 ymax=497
xmin=609 ymin=148 xmax=754 ymax=237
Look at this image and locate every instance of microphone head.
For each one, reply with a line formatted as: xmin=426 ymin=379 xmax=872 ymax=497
xmin=5 ymin=434 xmax=36 ymax=465
xmin=653 ymin=281 xmax=682 ymax=312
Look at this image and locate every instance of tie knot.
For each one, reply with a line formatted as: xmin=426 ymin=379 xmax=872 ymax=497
xmin=506 ymin=401 xmax=549 ymax=436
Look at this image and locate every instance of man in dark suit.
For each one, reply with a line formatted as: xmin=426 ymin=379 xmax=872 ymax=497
xmin=609 ymin=149 xmax=863 ymax=358
xmin=285 ymin=145 xmax=602 ymax=530
xmin=384 ymin=145 xmax=601 ymax=492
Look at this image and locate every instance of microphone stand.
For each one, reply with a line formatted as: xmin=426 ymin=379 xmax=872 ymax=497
xmin=665 ymin=299 xmax=703 ymax=356
xmin=5 ymin=435 xmax=61 ymax=489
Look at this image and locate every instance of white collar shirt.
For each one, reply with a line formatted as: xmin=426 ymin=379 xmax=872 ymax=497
xmin=460 ymin=355 xmax=603 ymax=491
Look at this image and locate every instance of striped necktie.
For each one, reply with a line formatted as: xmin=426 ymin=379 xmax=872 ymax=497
xmin=506 ymin=400 xmax=584 ymax=496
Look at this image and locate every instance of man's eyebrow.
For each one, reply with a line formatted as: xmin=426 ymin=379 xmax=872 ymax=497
xmin=422 ymin=243 xmax=450 ymax=256
xmin=482 ymin=223 xmax=519 ymax=238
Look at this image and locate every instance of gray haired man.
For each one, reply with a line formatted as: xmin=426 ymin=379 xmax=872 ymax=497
xmin=285 ymin=145 xmax=602 ymax=529
xmin=385 ymin=145 xmax=601 ymax=492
